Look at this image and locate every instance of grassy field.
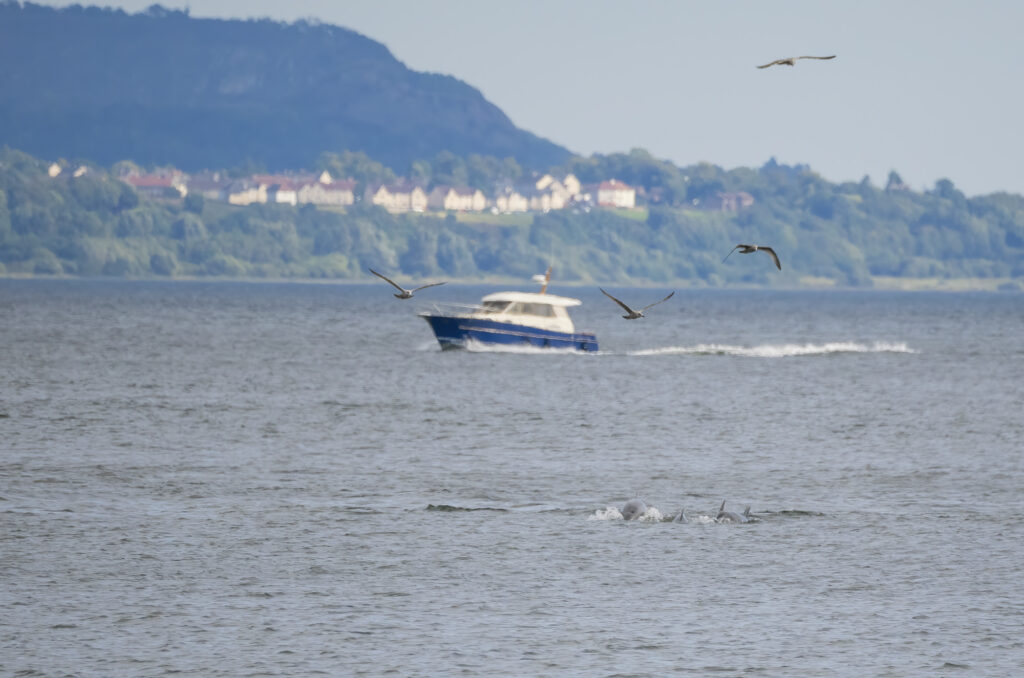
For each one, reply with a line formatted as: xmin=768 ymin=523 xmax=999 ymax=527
xmin=453 ymin=212 xmax=534 ymax=227
xmin=606 ymin=207 xmax=648 ymax=222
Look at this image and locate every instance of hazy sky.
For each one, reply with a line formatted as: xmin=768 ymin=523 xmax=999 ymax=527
xmin=38 ymin=0 xmax=1024 ymax=196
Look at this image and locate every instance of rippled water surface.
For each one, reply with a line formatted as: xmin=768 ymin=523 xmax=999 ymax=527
xmin=2 ymin=279 xmax=1023 ymax=677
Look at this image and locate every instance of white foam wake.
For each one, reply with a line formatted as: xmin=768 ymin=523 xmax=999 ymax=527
xmin=463 ymin=339 xmax=589 ymax=355
xmin=589 ymin=506 xmax=666 ymax=521
xmin=630 ymin=341 xmax=917 ymax=358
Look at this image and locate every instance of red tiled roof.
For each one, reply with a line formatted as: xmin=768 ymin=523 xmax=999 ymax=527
xmin=125 ymin=175 xmax=175 ymax=188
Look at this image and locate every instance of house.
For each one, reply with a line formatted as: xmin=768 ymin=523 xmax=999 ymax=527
xmin=493 ymin=187 xmax=529 ymax=213
xmin=225 ymin=180 xmax=265 ymax=206
xmin=47 ymin=162 xmax=62 ymax=177
xmin=122 ymin=173 xmax=188 ymax=199
xmin=296 ymin=179 xmax=356 ymax=206
xmin=186 ymin=172 xmax=230 ymax=201
xmin=516 ymin=178 xmax=570 ymax=211
xmin=596 ymin=179 xmax=636 ymax=208
xmin=250 ymin=172 xmax=356 ymax=207
xmin=535 ymin=173 xmax=581 ymax=201
xmin=266 ymin=180 xmax=298 ymax=206
xmin=562 ymin=173 xmax=581 ymax=198
xmin=428 ymin=186 xmax=487 ymax=212
xmin=365 ymin=182 xmax=428 ymax=212
xmin=522 ymin=187 xmax=555 ymax=212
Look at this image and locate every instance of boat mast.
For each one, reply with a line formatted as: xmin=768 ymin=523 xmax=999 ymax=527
xmin=539 ymin=265 xmax=552 ymax=294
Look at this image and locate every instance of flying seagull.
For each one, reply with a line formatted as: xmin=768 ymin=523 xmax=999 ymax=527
xmin=722 ymin=244 xmax=782 ymax=271
xmin=369 ymin=268 xmax=446 ymax=299
xmin=600 ymin=288 xmax=675 ymax=320
xmin=757 ymin=55 xmax=836 ymax=69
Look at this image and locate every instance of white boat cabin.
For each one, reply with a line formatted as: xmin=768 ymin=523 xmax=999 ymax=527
xmin=471 ymin=291 xmax=581 ymax=333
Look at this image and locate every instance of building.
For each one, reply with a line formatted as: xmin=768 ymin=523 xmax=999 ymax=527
xmin=266 ymin=180 xmax=299 ymax=205
xmin=296 ymin=179 xmax=356 ymax=206
xmin=427 ymin=186 xmax=487 ymax=212
xmin=366 ymin=182 xmax=428 ymax=213
xmin=224 ymin=179 xmax=265 ymax=206
xmin=492 ymin=187 xmax=529 ymax=213
xmin=122 ymin=173 xmax=188 ymax=199
xmin=595 ymin=179 xmax=636 ymax=208
xmin=186 ymin=172 xmax=230 ymax=201
xmin=535 ymin=173 xmax=581 ymax=203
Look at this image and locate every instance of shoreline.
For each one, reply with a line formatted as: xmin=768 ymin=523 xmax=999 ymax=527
xmin=1 ymin=273 xmax=1020 ymax=292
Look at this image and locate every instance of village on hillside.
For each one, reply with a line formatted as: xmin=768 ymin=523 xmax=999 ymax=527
xmin=101 ymin=165 xmax=645 ymax=214
xmin=46 ymin=160 xmax=759 ymax=215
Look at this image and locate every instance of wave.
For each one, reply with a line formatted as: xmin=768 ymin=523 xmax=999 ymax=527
xmin=630 ymin=341 xmax=917 ymax=358
xmin=426 ymin=504 xmax=508 ymax=512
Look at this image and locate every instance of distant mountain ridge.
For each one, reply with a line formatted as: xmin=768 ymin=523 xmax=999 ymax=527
xmin=0 ymin=2 xmax=571 ymax=172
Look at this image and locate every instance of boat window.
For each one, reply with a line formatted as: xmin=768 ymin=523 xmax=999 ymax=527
xmin=513 ymin=302 xmax=555 ymax=317
xmin=481 ymin=300 xmax=510 ymax=313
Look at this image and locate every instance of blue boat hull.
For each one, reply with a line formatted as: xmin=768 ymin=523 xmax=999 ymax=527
xmin=420 ymin=314 xmax=599 ymax=352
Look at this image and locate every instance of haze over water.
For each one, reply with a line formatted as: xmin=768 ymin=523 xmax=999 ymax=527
xmin=2 ymin=279 xmax=1022 ymax=676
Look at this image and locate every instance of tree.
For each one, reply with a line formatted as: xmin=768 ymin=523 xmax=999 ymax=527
xmin=317 ymin=150 xmax=395 ymax=191
xmin=431 ymin=151 xmax=468 ymax=187
xmin=183 ymin=191 xmax=204 ymax=214
xmin=885 ymin=170 xmax=906 ymax=192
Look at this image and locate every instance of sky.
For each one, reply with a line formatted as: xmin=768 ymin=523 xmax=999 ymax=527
xmin=38 ymin=0 xmax=1024 ymax=196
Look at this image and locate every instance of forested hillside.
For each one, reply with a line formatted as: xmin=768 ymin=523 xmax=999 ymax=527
xmin=3 ymin=148 xmax=1022 ymax=288
xmin=0 ymin=2 xmax=569 ymax=172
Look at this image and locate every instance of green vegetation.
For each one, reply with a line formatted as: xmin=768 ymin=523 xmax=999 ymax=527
xmin=3 ymin=147 xmax=1022 ymax=288
xmin=0 ymin=3 xmax=569 ymax=173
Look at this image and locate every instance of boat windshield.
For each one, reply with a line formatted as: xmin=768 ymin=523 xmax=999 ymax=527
xmin=480 ymin=300 xmax=511 ymax=313
xmin=509 ymin=302 xmax=555 ymax=317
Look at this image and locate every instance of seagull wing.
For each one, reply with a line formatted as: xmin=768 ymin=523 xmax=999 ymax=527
xmin=641 ymin=290 xmax=675 ymax=312
xmin=411 ymin=281 xmax=446 ymax=293
xmin=369 ymin=268 xmax=406 ymax=293
xmin=722 ymin=245 xmax=743 ymax=263
xmin=759 ymin=247 xmax=782 ymax=270
xmin=600 ymin=288 xmax=636 ymax=315
xmin=756 ymin=59 xmax=786 ymax=69
xmin=797 ymin=55 xmax=836 ymax=61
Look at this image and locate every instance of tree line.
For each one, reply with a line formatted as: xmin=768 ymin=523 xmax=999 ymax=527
xmin=2 ymin=147 xmax=1023 ymax=287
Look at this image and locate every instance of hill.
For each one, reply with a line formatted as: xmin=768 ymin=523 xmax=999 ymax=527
xmin=0 ymin=2 xmax=570 ymax=172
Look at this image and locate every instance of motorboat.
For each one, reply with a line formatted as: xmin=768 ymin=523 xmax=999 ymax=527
xmin=418 ymin=268 xmax=598 ymax=352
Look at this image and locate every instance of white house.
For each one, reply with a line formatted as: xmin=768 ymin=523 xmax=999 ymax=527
xmin=366 ymin=182 xmax=428 ymax=212
xmin=297 ymin=179 xmax=356 ymax=206
xmin=493 ymin=187 xmax=529 ymax=213
xmin=428 ymin=186 xmax=487 ymax=212
xmin=596 ymin=179 xmax=636 ymax=208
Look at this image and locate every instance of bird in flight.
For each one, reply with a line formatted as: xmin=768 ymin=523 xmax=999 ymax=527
xmin=722 ymin=244 xmax=782 ymax=270
xmin=757 ymin=55 xmax=836 ymax=69
xmin=369 ymin=269 xmax=446 ymax=299
xmin=600 ymin=288 xmax=675 ymax=320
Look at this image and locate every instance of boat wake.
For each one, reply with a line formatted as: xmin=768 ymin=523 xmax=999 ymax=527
xmin=629 ymin=341 xmax=916 ymax=358
xmin=462 ymin=339 xmax=591 ymax=355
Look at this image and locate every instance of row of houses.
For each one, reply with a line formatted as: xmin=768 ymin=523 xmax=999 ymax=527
xmin=116 ymin=168 xmax=640 ymax=213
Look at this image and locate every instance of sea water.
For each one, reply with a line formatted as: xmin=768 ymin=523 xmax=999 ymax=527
xmin=1 ymin=279 xmax=1022 ymax=676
